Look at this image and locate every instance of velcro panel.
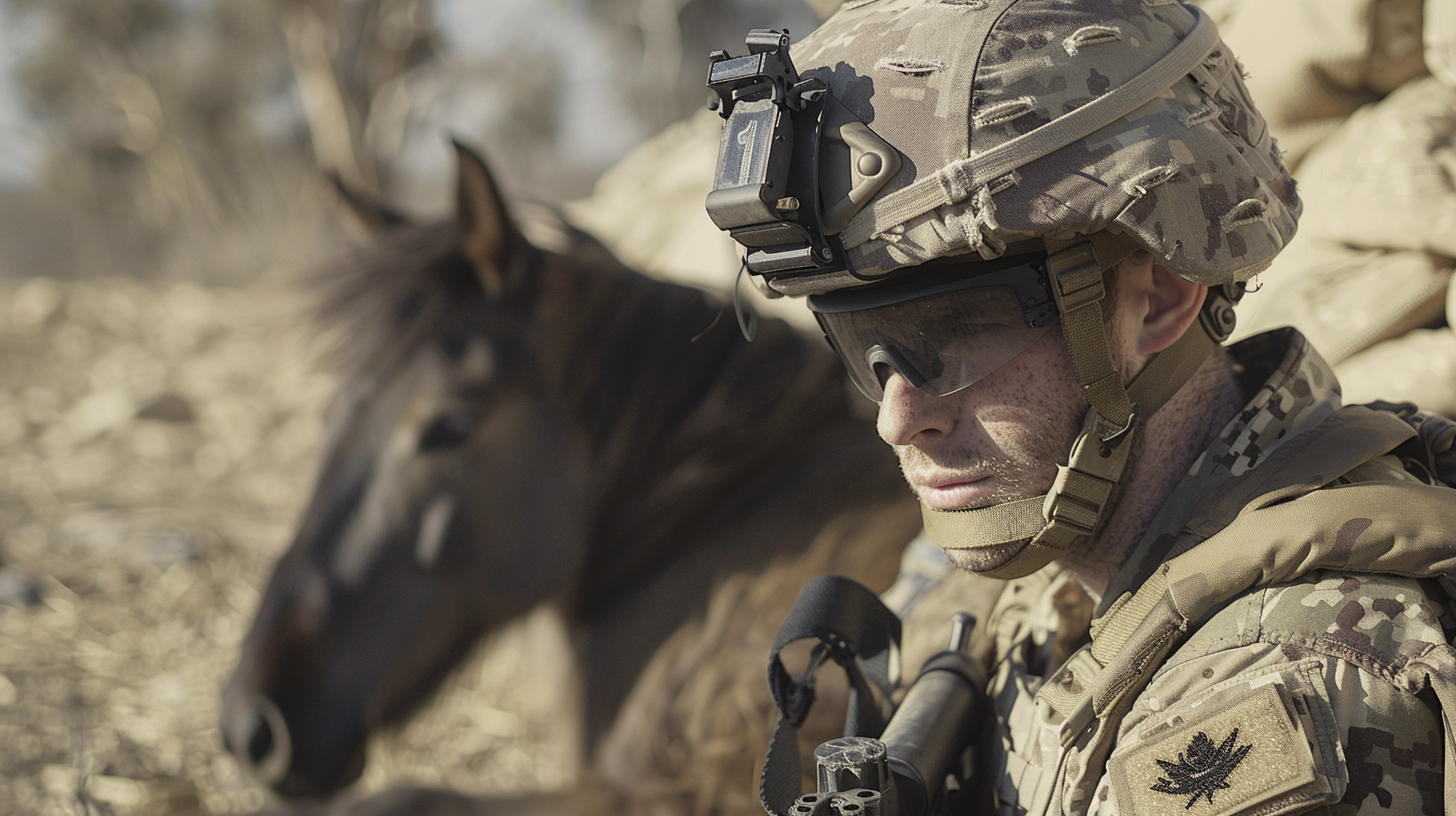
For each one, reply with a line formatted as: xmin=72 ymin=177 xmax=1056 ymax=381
xmin=1107 ymin=681 xmax=1337 ymax=815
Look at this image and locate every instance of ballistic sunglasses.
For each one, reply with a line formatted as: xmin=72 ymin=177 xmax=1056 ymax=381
xmin=808 ymin=252 xmax=1059 ymax=402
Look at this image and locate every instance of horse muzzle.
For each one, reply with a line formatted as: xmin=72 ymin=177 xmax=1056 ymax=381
xmin=221 ymin=693 xmax=293 ymax=785
xmin=221 ymin=691 xmax=367 ymax=797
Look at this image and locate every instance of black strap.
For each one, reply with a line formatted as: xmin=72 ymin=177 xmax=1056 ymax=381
xmin=1360 ymin=400 xmax=1456 ymax=486
xmin=760 ymin=575 xmax=902 ymax=816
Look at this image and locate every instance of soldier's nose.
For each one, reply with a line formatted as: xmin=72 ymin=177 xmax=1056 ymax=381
xmin=877 ymin=373 xmax=954 ymax=447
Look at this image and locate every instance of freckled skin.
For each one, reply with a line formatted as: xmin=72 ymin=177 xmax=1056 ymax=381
xmin=877 ymin=255 xmax=1245 ymax=597
xmin=879 ymin=325 xmax=1085 ymax=573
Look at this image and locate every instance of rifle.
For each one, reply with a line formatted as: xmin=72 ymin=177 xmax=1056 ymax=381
xmin=760 ymin=576 xmax=988 ymax=816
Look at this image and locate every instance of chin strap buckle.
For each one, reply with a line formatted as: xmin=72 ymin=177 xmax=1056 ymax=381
xmin=1043 ymin=468 xmax=1114 ymax=539
xmin=1098 ymin=402 xmax=1140 ymax=448
xmin=1041 ymin=406 xmax=1138 ymax=545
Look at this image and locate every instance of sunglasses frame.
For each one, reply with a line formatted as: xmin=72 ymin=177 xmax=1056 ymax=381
xmin=806 ymin=250 xmax=1058 ymax=327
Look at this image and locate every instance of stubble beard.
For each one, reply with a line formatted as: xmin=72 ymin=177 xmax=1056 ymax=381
xmin=895 ymin=439 xmax=1058 ymax=574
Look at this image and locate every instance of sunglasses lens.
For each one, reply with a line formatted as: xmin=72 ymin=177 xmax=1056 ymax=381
xmin=819 ymin=285 xmax=1051 ymax=402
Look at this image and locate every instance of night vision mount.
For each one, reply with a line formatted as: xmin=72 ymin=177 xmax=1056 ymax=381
xmin=706 ymin=30 xmax=900 ymax=279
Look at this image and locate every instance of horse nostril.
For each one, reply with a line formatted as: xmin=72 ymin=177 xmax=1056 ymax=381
xmin=227 ymin=695 xmax=293 ymax=786
xmin=246 ymin=710 xmax=275 ymax=766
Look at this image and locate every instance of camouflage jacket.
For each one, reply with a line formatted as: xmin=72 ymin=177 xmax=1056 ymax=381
xmin=976 ymin=328 xmax=1449 ymax=815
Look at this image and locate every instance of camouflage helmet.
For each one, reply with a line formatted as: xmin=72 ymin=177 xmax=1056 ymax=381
xmin=764 ymin=0 xmax=1300 ymax=298
xmin=705 ymin=0 xmax=1301 ymax=580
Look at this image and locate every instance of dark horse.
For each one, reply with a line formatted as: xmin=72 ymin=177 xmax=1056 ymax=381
xmin=221 ymin=142 xmax=915 ymax=799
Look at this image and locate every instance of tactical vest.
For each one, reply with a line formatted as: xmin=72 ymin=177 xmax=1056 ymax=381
xmin=1035 ymin=403 xmax=1456 ymax=814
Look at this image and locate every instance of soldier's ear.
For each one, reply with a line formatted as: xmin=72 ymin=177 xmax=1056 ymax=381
xmin=326 ymin=171 xmax=410 ymax=234
xmin=1115 ymin=252 xmax=1207 ymax=359
xmin=452 ymin=138 xmax=527 ymax=298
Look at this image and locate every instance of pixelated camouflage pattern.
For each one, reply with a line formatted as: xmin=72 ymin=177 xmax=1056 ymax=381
xmin=963 ymin=327 xmax=1452 ymax=815
xmin=978 ymin=568 xmax=1451 ymax=814
xmin=1101 ymin=327 xmax=1341 ymax=607
xmin=777 ymin=0 xmax=1299 ymax=294
xmin=981 ymin=564 xmax=1096 ymax=814
xmin=1098 ymin=571 xmax=1450 ymax=814
xmin=979 ymin=571 xmax=1450 ymax=815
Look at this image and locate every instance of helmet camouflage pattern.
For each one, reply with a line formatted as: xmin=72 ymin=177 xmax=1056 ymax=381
xmin=769 ymin=0 xmax=1301 ymax=297
xmin=706 ymin=0 xmax=1303 ymax=579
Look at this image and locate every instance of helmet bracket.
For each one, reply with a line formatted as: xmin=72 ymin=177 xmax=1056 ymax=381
xmin=706 ymin=30 xmax=897 ymax=278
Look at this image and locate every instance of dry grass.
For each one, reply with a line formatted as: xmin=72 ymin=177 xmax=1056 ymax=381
xmin=0 ymin=275 xmax=574 ymax=815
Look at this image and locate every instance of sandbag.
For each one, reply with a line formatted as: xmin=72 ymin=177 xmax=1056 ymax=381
xmin=1427 ymin=0 xmax=1456 ymax=87
xmin=1230 ymin=238 xmax=1450 ymax=363
xmin=1296 ymin=75 xmax=1456 ymax=256
xmin=1193 ymin=0 xmax=1428 ymax=167
xmin=1232 ymin=75 xmax=1456 ymax=373
xmin=1336 ymin=327 xmax=1456 ymax=415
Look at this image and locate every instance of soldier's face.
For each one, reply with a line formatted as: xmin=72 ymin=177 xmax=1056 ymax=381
xmin=876 ymin=322 xmax=1090 ymax=573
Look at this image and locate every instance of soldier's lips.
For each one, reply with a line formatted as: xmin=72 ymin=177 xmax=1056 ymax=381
xmin=915 ymin=475 xmax=993 ymax=511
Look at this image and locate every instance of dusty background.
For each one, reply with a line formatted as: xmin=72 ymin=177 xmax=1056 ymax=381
xmin=0 ymin=2 xmax=819 ymax=813
xmin=0 ymin=273 xmax=584 ymax=814
xmin=4 ymin=1 xmax=1455 ymax=814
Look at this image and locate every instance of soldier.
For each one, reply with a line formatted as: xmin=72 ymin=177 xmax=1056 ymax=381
xmin=706 ymin=0 xmax=1456 ymax=813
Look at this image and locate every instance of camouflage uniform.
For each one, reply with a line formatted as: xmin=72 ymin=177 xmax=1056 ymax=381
xmin=706 ymin=1 xmax=1456 ymax=812
xmin=977 ymin=328 xmax=1448 ymax=814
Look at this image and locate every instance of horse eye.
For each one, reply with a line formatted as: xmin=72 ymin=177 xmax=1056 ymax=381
xmin=418 ymin=412 xmax=474 ymax=452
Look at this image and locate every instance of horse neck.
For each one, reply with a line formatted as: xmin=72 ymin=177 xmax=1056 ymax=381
xmin=535 ymin=257 xmax=860 ymax=614
xmin=543 ymin=258 xmax=746 ymax=468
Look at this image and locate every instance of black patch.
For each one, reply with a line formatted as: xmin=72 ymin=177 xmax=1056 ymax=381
xmin=1151 ymin=728 xmax=1253 ymax=808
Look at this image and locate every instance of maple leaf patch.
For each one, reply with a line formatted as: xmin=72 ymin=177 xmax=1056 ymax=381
xmin=1150 ymin=727 xmax=1253 ymax=808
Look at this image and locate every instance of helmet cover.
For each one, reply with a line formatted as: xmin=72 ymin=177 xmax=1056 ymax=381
xmin=770 ymin=0 xmax=1301 ymax=296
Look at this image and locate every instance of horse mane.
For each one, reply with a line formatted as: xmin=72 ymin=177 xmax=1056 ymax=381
xmin=544 ymin=258 xmax=875 ymax=614
xmin=310 ymin=203 xmax=598 ymax=379
xmin=311 ymin=208 xmax=890 ymax=614
xmin=311 ymin=221 xmax=478 ymax=382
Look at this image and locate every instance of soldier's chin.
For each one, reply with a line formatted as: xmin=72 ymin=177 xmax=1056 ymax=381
xmin=942 ymin=539 xmax=1033 ymax=575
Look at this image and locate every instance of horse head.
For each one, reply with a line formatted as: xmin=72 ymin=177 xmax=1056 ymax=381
xmin=221 ymin=143 xmax=597 ymax=797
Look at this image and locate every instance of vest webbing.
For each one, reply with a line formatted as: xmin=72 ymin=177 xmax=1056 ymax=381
xmin=1040 ymin=405 xmax=1456 ymax=814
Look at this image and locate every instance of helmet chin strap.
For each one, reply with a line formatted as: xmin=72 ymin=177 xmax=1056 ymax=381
xmin=921 ymin=235 xmax=1221 ymax=579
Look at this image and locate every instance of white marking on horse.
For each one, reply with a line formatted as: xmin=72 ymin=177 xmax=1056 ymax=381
xmin=332 ymin=481 xmax=405 ymax=586
xmin=331 ymin=426 xmax=415 ymax=586
xmin=459 ymin=338 xmax=496 ymax=384
xmin=414 ymin=494 xmax=457 ymax=568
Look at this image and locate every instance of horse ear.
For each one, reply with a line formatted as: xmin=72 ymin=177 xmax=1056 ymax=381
xmin=326 ymin=171 xmax=410 ymax=234
xmin=452 ymin=138 xmax=524 ymax=297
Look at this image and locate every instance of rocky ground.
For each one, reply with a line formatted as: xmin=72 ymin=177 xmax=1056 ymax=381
xmin=0 ymin=274 xmax=575 ymax=815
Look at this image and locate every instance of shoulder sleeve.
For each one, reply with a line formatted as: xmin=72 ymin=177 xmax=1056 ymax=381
xmin=1322 ymin=659 xmax=1444 ymax=814
xmin=1090 ymin=573 xmax=1449 ymax=815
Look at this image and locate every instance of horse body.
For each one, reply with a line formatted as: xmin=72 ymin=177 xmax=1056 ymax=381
xmin=221 ymin=143 xmax=913 ymax=800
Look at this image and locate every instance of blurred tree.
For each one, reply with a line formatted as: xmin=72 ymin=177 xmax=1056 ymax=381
xmin=15 ymin=2 xmax=264 ymax=226
xmin=3 ymin=0 xmax=442 ymax=277
xmin=274 ymin=0 xmax=440 ymax=190
xmin=586 ymin=0 xmax=819 ymax=133
xmin=1 ymin=0 xmax=816 ymax=278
